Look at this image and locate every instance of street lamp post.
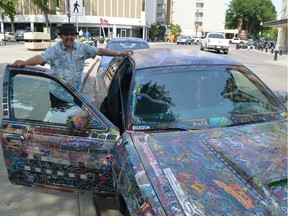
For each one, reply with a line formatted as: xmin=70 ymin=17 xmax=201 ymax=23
xmin=66 ymin=0 xmax=71 ymax=23
xmin=260 ymin=21 xmax=263 ymax=39
xmin=195 ymin=9 xmax=199 ymax=36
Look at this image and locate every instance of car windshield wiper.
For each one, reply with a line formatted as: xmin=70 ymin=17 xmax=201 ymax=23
xmin=226 ymin=118 xmax=267 ymax=127
xmin=136 ymin=127 xmax=190 ymax=132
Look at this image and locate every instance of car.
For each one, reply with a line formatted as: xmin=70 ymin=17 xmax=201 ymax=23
xmin=200 ymin=32 xmax=229 ymax=54
xmin=229 ymin=37 xmax=246 ymax=44
xmin=1 ymin=49 xmax=288 ymax=215
xmin=176 ymin=36 xmax=192 ymax=45
xmin=191 ymin=35 xmax=200 ymax=44
xmin=15 ymin=28 xmax=31 ymax=41
xmin=0 ymin=32 xmax=16 ymax=42
xmin=97 ymin=37 xmax=149 ymax=72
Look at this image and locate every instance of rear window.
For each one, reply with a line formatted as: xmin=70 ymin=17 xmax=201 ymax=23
xmin=107 ymin=41 xmax=149 ymax=52
xmin=208 ymin=34 xmax=224 ymax=39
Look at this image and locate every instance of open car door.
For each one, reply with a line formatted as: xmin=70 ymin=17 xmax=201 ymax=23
xmin=1 ymin=65 xmax=119 ymax=194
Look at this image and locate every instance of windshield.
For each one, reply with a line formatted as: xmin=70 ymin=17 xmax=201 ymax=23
xmin=129 ymin=65 xmax=286 ymax=130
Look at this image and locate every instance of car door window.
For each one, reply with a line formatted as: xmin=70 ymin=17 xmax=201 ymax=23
xmin=11 ymin=74 xmax=82 ymax=124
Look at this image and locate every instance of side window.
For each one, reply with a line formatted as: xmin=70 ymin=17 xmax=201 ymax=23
xmin=11 ymin=74 xmax=82 ymax=124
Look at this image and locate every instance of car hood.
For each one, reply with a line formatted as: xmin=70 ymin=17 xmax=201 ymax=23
xmin=130 ymin=121 xmax=287 ymax=215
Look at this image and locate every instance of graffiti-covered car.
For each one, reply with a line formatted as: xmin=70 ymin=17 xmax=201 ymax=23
xmin=1 ymin=49 xmax=288 ymax=215
xmin=97 ymin=37 xmax=149 ymax=72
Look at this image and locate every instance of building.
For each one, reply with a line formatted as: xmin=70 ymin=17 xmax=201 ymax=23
xmin=171 ymin=0 xmax=228 ymax=36
xmin=263 ymin=0 xmax=287 ymax=53
xmin=0 ymin=0 xmax=157 ymax=40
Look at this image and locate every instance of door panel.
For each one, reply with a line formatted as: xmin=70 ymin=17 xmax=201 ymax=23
xmin=1 ymin=67 xmax=119 ymax=193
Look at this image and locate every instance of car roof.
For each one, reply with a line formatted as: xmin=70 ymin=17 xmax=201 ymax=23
xmin=107 ymin=37 xmax=148 ymax=43
xmin=127 ymin=49 xmax=242 ymax=70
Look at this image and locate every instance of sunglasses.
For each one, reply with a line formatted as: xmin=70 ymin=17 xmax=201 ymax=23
xmin=63 ymin=33 xmax=76 ymax=36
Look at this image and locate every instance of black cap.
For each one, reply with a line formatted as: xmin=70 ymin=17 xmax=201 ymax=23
xmin=58 ymin=24 xmax=78 ymax=35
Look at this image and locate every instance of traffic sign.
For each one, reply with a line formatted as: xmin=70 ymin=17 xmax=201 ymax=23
xmin=70 ymin=0 xmax=83 ymax=16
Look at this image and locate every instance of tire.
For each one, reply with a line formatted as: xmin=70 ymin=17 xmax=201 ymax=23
xmin=223 ymin=50 xmax=228 ymax=54
xmin=119 ymin=195 xmax=131 ymax=216
xmin=7 ymin=38 xmax=11 ymax=42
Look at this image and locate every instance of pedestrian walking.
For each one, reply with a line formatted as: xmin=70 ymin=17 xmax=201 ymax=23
xmin=85 ymin=30 xmax=91 ymax=39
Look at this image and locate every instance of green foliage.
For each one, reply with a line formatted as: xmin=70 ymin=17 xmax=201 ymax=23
xmin=167 ymin=23 xmax=182 ymax=36
xmin=32 ymin=0 xmax=58 ymax=27
xmin=149 ymin=23 xmax=160 ymax=37
xmin=225 ymin=0 xmax=277 ymax=39
xmin=33 ymin=0 xmax=57 ymax=14
xmin=0 ymin=0 xmax=17 ymax=22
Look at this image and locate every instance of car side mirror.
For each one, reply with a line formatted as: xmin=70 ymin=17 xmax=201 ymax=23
xmin=66 ymin=110 xmax=91 ymax=130
xmin=273 ymin=91 xmax=288 ymax=104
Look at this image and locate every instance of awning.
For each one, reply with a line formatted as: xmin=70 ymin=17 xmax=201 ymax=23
xmin=263 ymin=19 xmax=288 ymax=28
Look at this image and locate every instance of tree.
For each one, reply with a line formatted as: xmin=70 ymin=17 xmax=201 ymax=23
xmin=225 ymin=0 xmax=277 ymax=39
xmin=149 ymin=22 xmax=160 ymax=41
xmin=167 ymin=23 xmax=182 ymax=37
xmin=0 ymin=0 xmax=17 ymax=32
xmin=33 ymin=0 xmax=57 ymax=28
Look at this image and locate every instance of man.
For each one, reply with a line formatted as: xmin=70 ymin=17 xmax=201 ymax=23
xmin=13 ymin=23 xmax=133 ymax=119
xmin=78 ymin=29 xmax=83 ymax=38
xmin=13 ymin=23 xmax=133 ymax=90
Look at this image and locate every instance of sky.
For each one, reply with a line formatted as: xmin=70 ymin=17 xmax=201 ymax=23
xmin=272 ymin=0 xmax=283 ymax=15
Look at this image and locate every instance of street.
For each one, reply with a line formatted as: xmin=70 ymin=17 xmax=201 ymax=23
xmin=0 ymin=42 xmax=287 ymax=216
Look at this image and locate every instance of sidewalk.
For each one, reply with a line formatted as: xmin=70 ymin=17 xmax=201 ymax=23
xmin=0 ymin=43 xmax=100 ymax=216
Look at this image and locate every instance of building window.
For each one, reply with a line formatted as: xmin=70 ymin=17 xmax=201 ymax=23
xmin=157 ymin=4 xmax=165 ymax=10
xmin=157 ymin=13 xmax=165 ymax=18
xmin=195 ymin=21 xmax=203 ymax=27
xmin=196 ymin=3 xmax=204 ymax=8
xmin=56 ymin=0 xmax=60 ymax=7
xmin=195 ymin=12 xmax=203 ymax=18
xmin=142 ymin=0 xmax=145 ymax=11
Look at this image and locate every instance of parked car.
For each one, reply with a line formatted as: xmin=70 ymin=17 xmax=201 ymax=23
xmin=200 ymin=32 xmax=229 ymax=54
xmin=97 ymin=37 xmax=149 ymax=72
xmin=229 ymin=37 xmax=246 ymax=44
xmin=15 ymin=28 xmax=31 ymax=41
xmin=176 ymin=36 xmax=192 ymax=45
xmin=2 ymin=49 xmax=287 ymax=215
xmin=191 ymin=35 xmax=200 ymax=44
xmin=0 ymin=32 xmax=16 ymax=42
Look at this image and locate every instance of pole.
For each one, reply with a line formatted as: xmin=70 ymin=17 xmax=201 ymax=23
xmin=196 ymin=9 xmax=199 ymax=36
xmin=1 ymin=13 xmax=6 ymax=46
xmin=76 ymin=15 xmax=78 ymax=32
xmin=66 ymin=0 xmax=71 ymax=23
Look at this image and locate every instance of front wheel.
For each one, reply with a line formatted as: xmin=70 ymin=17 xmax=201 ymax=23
xmin=223 ymin=50 xmax=228 ymax=54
